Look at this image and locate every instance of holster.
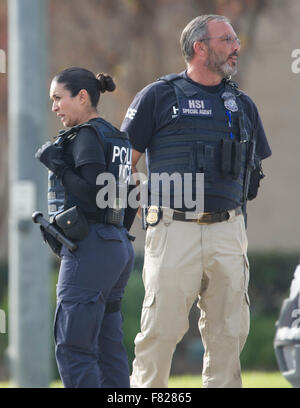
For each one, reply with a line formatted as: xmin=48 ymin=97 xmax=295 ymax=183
xmin=40 ymin=225 xmax=62 ymax=257
xmin=247 ymin=156 xmax=265 ymax=201
xmin=55 ymin=206 xmax=89 ymax=241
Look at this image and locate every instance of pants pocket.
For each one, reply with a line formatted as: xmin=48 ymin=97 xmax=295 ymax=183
xmin=140 ymin=290 xmax=190 ymax=342
xmin=58 ymin=251 xmax=79 ymax=286
xmin=54 ymin=298 xmax=102 ymax=351
xmin=145 ymin=222 xmax=168 ymax=257
xmin=243 ymin=253 xmax=250 ymax=305
xmin=140 ymin=292 xmax=156 ymax=335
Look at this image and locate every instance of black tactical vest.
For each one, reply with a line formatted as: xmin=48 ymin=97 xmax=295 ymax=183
xmin=146 ymin=74 xmax=254 ymax=209
xmin=48 ymin=118 xmax=132 ymax=221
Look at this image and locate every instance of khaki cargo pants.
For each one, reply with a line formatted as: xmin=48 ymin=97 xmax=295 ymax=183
xmin=131 ymin=207 xmax=250 ymax=388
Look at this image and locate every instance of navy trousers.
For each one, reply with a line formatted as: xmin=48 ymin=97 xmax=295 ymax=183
xmin=54 ymin=224 xmax=134 ymax=388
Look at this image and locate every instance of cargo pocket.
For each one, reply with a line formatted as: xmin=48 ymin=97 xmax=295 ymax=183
xmin=241 ymin=254 xmax=251 ymax=346
xmin=243 ymin=253 xmax=250 ymax=305
xmin=54 ymin=285 xmax=104 ymax=352
xmin=140 ymin=292 xmax=156 ymax=336
xmin=54 ymin=298 xmax=102 ymax=351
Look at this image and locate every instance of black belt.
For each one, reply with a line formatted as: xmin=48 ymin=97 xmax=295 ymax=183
xmin=172 ymin=206 xmax=242 ymax=224
xmin=86 ymin=212 xmax=106 ymax=224
xmin=86 ymin=218 xmax=101 ymax=224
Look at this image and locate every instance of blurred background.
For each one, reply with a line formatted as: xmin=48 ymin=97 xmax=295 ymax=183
xmin=0 ymin=0 xmax=299 ymax=385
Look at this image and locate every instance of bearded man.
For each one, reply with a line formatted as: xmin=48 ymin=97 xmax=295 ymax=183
xmin=121 ymin=15 xmax=271 ymax=388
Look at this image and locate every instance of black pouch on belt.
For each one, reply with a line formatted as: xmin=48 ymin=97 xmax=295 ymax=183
xmin=220 ymin=139 xmax=232 ymax=175
xmin=232 ymin=141 xmax=242 ymax=179
xmin=55 ymin=206 xmax=89 ymax=241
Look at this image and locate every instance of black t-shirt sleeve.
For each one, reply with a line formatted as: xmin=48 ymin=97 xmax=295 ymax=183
xmin=242 ymin=94 xmax=272 ymax=161
xmin=121 ymin=84 xmax=156 ymax=153
xmin=62 ymin=163 xmax=106 ymax=204
xmin=254 ymin=107 xmax=272 ymax=160
xmin=72 ymin=126 xmax=106 ymax=168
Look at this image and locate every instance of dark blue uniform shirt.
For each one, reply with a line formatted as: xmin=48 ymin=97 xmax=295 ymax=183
xmin=121 ymin=71 xmax=272 ymax=212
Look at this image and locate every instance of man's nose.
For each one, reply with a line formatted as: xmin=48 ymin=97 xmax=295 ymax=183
xmin=232 ymin=38 xmax=241 ymax=53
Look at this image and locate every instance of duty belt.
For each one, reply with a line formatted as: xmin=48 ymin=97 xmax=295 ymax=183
xmin=171 ymin=206 xmax=242 ymax=224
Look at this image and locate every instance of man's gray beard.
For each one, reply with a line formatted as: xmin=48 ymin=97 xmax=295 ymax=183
xmin=220 ymin=61 xmax=237 ymax=77
xmin=206 ymin=48 xmax=237 ymax=78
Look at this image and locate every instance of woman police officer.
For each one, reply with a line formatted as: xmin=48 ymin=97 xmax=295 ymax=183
xmin=35 ymin=67 xmax=135 ymax=388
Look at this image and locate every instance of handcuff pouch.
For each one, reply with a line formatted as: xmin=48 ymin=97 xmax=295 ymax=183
xmin=55 ymin=206 xmax=89 ymax=241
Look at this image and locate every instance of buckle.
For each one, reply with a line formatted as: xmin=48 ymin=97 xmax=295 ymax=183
xmin=196 ymin=212 xmax=207 ymax=225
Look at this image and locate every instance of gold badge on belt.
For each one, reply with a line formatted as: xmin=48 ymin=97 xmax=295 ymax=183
xmin=146 ymin=206 xmax=161 ymax=226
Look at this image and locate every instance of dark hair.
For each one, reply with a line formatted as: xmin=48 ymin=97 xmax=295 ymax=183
xmin=180 ymin=15 xmax=230 ymax=62
xmin=53 ymin=67 xmax=116 ymax=108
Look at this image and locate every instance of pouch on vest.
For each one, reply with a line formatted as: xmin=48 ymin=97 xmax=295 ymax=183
xmin=220 ymin=139 xmax=232 ymax=175
xmin=40 ymin=225 xmax=62 ymax=257
xmin=196 ymin=142 xmax=204 ymax=171
xmin=55 ymin=206 xmax=89 ymax=241
xmin=247 ymin=154 xmax=265 ymax=200
xmin=232 ymin=141 xmax=242 ymax=180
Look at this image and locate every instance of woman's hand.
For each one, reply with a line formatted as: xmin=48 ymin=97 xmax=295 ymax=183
xmin=35 ymin=142 xmax=68 ymax=178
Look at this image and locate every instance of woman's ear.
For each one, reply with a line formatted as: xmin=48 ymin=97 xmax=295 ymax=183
xmin=78 ymin=89 xmax=89 ymax=105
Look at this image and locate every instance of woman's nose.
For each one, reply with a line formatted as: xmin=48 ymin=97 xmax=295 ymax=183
xmin=52 ymin=101 xmax=58 ymax=112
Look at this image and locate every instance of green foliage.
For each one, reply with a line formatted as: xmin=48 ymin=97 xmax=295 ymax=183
xmin=121 ymin=257 xmax=144 ymax=365
xmin=247 ymin=251 xmax=298 ymax=315
xmin=241 ymin=314 xmax=278 ymax=370
xmin=1 ymin=371 xmax=292 ymax=388
xmin=0 ymin=261 xmax=8 ymax=364
xmin=168 ymin=371 xmax=291 ymax=388
xmin=0 ymin=251 xmax=299 ymax=377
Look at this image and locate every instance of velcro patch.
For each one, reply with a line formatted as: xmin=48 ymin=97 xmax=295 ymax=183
xmin=179 ymin=97 xmax=213 ymax=117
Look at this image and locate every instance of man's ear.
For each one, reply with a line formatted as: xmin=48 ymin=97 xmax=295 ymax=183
xmin=193 ymin=41 xmax=207 ymax=58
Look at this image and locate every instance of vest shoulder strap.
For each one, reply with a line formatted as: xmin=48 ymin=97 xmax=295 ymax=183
xmin=158 ymin=73 xmax=198 ymax=97
xmin=158 ymin=73 xmax=181 ymax=82
xmin=76 ymin=122 xmax=106 ymax=151
xmin=222 ymin=80 xmax=256 ymax=206
xmin=223 ymin=79 xmax=250 ymax=143
xmin=103 ymin=130 xmax=130 ymax=140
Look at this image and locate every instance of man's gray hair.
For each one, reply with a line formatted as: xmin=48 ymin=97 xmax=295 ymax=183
xmin=180 ymin=15 xmax=231 ymax=62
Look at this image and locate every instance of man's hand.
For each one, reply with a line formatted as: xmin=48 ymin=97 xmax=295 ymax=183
xmin=35 ymin=142 xmax=68 ymax=178
xmin=131 ymin=149 xmax=143 ymax=218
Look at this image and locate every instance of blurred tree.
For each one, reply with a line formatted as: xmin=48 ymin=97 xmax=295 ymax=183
xmin=0 ymin=0 xmax=284 ymax=261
